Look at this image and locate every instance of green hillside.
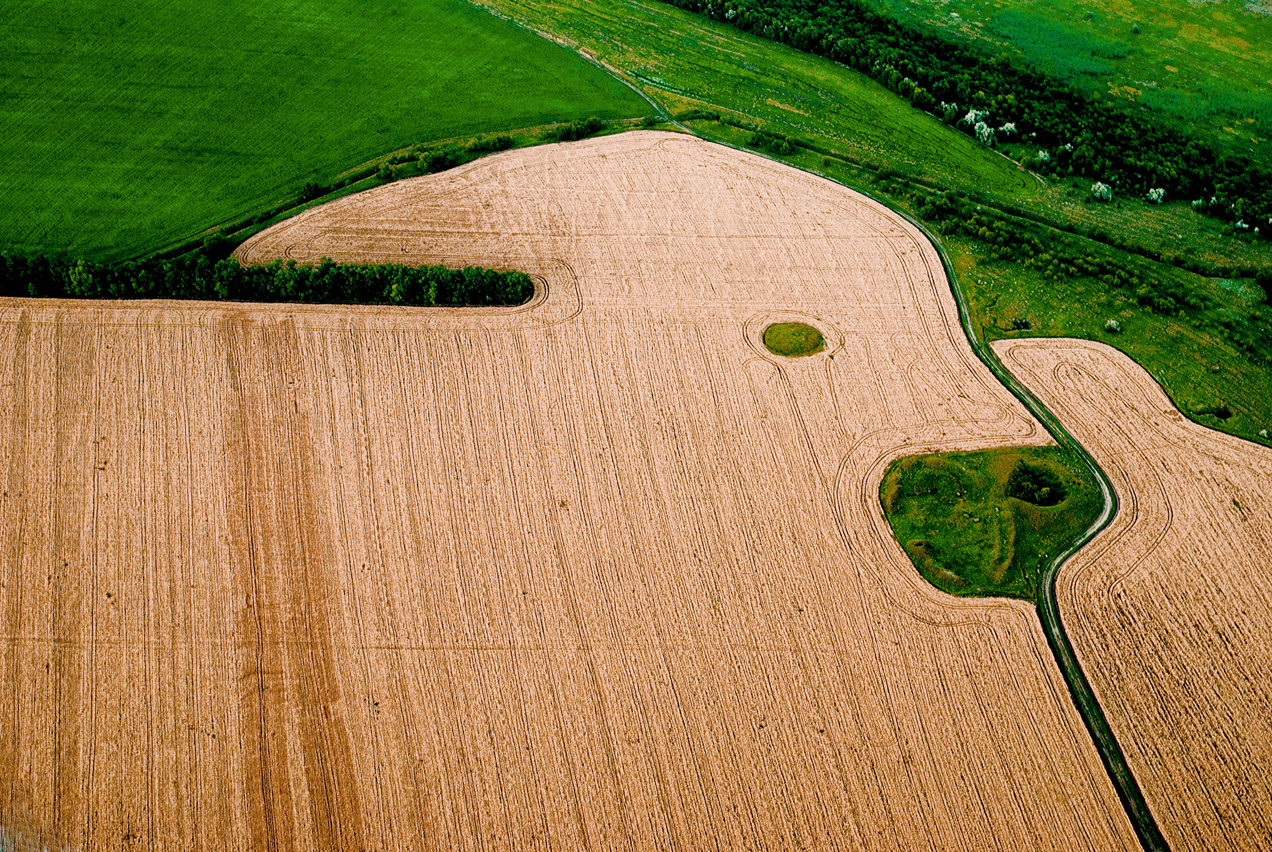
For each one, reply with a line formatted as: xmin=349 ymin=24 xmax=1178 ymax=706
xmin=0 ymin=0 xmax=652 ymax=260
xmin=469 ymin=0 xmax=1036 ymax=198
xmin=869 ymin=0 xmax=1272 ymax=163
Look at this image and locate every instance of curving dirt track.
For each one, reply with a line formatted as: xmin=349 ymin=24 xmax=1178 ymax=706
xmin=0 ymin=132 xmax=1136 ymax=850
xmin=997 ymin=337 xmax=1272 ymax=852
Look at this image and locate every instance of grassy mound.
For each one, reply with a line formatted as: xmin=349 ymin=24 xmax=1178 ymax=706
xmin=763 ymin=322 xmax=825 ymax=356
xmin=880 ymin=446 xmax=1103 ymax=601
xmin=0 ymin=0 xmax=653 ymax=260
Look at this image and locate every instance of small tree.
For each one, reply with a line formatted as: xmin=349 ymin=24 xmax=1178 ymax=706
xmin=961 ymin=108 xmax=989 ymax=127
xmin=1091 ymin=181 xmax=1113 ymax=202
xmin=1146 ymin=187 xmax=1166 ymax=204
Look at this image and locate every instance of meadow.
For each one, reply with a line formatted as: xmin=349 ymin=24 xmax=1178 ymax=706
xmin=0 ymin=0 xmax=652 ymax=261
xmin=869 ymin=0 xmax=1272 ymax=162
xmin=880 ymin=446 xmax=1104 ymax=602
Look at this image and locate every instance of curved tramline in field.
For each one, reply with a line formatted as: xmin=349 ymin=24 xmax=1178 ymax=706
xmin=0 ymin=132 xmax=1136 ymax=850
xmin=997 ymin=338 xmax=1272 ymax=852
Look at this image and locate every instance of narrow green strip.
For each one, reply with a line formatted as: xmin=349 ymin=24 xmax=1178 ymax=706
xmin=915 ymin=206 xmax=1172 ymax=852
xmin=687 ymin=126 xmax=1170 ymax=850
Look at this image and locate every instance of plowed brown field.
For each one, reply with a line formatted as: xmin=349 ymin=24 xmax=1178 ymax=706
xmin=0 ymin=132 xmax=1136 ymax=851
xmin=997 ymin=338 xmax=1272 ymax=852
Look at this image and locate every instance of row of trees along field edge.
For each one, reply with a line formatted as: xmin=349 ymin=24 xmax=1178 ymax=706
xmin=658 ymin=0 xmax=1271 ymax=236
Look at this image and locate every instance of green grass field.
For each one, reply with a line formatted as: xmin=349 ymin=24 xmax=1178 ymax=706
xmin=947 ymin=234 xmax=1272 ymax=441
xmin=869 ymin=0 xmax=1272 ymax=163
xmin=471 ymin=0 xmax=1038 ymax=199
xmin=880 ymin=447 xmax=1104 ymax=601
xmin=0 ymin=0 xmax=652 ymax=260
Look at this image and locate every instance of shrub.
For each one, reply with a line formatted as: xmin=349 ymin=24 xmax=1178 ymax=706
xmin=1091 ymin=181 xmax=1113 ymax=202
xmin=300 ymin=182 xmax=330 ymax=202
xmin=420 ymin=146 xmax=464 ymax=173
xmin=542 ymin=116 xmax=606 ymax=142
xmin=1006 ymin=461 xmax=1067 ymax=506
xmin=466 ymin=134 xmax=514 ymax=154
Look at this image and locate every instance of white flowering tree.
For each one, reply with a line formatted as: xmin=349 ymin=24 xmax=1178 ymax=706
xmin=974 ymin=121 xmax=996 ymax=146
xmin=997 ymin=122 xmax=1016 ymax=137
xmin=1091 ymin=182 xmax=1113 ymax=202
xmin=1036 ymin=150 xmax=1051 ymax=163
xmin=1146 ymin=187 xmax=1165 ymax=204
xmin=961 ymin=108 xmax=989 ymax=126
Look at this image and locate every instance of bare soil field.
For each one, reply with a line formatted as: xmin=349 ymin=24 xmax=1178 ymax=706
xmin=997 ymin=337 xmax=1272 ymax=852
xmin=0 ymin=132 xmax=1136 ymax=850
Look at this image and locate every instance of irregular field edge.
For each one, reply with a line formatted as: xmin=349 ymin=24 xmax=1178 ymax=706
xmin=922 ymin=209 xmax=1171 ymax=852
xmin=226 ymin=0 xmax=1169 ymax=830
xmin=651 ymin=121 xmax=1168 ymax=848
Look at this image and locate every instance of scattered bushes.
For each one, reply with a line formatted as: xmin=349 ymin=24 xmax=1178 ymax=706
xmin=1006 ymin=461 xmax=1067 ymax=506
xmin=658 ymin=0 xmax=1272 ymax=233
xmin=541 ymin=116 xmax=607 ymax=142
xmin=419 ymin=145 xmax=464 ymax=174
xmin=747 ymin=130 xmax=799 ymax=156
xmin=300 ymin=182 xmax=330 ymax=202
xmin=465 ymin=134 xmax=515 ymax=154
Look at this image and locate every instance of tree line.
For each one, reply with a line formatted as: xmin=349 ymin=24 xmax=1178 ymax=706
xmin=0 ymin=248 xmax=534 ymax=307
xmin=911 ymin=189 xmax=1272 ymax=363
xmin=660 ymin=0 xmax=1271 ymax=232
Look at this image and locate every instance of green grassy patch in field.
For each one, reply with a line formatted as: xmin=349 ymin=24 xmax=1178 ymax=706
xmin=763 ymin=322 xmax=825 ymax=356
xmin=881 ymin=447 xmax=1104 ymax=601
xmin=0 ymin=0 xmax=653 ymax=260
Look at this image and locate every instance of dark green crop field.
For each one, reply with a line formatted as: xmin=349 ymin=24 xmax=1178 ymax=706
xmin=0 ymin=0 xmax=652 ymax=260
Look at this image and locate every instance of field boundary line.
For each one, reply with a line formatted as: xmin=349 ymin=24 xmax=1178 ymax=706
xmin=591 ymin=119 xmax=1167 ymax=849
xmin=460 ymin=0 xmax=688 ymax=133
xmin=914 ymin=214 xmax=1171 ymax=852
